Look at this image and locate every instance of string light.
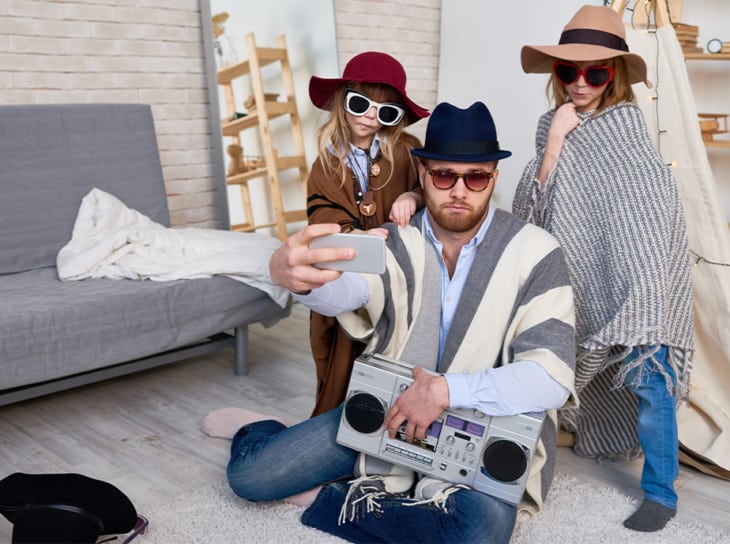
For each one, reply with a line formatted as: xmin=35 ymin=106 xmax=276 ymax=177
xmin=691 ymin=250 xmax=730 ymax=268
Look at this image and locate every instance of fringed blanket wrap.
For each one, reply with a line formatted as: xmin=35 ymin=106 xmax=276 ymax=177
xmin=337 ymin=209 xmax=577 ymax=512
xmin=512 ymin=103 xmax=694 ymax=460
xmin=306 ymin=136 xmax=421 ymax=417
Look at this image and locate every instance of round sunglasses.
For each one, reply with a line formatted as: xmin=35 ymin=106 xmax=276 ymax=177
xmin=553 ymin=61 xmax=614 ymax=88
xmin=426 ymin=168 xmax=495 ymax=192
xmin=343 ymin=89 xmax=406 ymax=126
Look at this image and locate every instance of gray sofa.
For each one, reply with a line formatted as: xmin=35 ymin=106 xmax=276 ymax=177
xmin=0 ymin=103 xmax=290 ymax=406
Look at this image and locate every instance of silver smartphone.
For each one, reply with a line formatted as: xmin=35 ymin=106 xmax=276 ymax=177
xmin=310 ymin=233 xmax=386 ymax=274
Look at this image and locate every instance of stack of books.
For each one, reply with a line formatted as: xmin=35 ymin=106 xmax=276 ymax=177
xmin=698 ymin=113 xmax=729 ymax=144
xmin=673 ymin=22 xmax=702 ymax=54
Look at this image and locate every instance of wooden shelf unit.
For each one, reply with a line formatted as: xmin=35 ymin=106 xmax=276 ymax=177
xmin=684 ymin=56 xmax=730 ymax=148
xmin=677 ymin=3 xmax=730 ymax=151
xmin=698 ymin=113 xmax=730 ymax=148
xmin=218 ymin=33 xmax=308 ymax=240
xmin=685 ymin=52 xmax=730 ymax=61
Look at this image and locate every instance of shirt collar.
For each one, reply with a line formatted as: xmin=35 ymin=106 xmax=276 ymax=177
xmin=348 ymin=133 xmax=382 ymax=158
xmin=327 ymin=134 xmax=383 ymax=159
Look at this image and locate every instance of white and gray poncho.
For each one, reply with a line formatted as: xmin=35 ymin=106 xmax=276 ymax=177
xmin=338 ymin=209 xmax=577 ymax=511
xmin=512 ymin=102 xmax=694 ymax=460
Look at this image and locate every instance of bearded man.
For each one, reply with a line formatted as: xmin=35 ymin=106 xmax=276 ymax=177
xmin=205 ymin=101 xmax=577 ymax=544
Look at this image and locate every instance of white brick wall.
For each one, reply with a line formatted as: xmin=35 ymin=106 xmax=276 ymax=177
xmin=1 ymin=0 xmax=221 ymax=228
xmin=0 ymin=0 xmax=442 ymax=228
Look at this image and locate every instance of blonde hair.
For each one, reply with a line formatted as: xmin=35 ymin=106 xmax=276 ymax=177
xmin=316 ymin=82 xmax=415 ymax=188
xmin=547 ymin=57 xmax=635 ymax=111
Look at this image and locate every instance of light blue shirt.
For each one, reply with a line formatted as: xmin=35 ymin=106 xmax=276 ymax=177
xmin=343 ymin=136 xmax=382 ymax=193
xmin=421 ymin=206 xmax=494 ymax=362
xmin=295 ymin=210 xmax=569 ymax=416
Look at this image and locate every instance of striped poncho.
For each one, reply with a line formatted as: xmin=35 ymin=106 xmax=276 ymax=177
xmin=512 ymin=102 xmax=694 ymax=460
xmin=337 ymin=208 xmax=577 ymax=511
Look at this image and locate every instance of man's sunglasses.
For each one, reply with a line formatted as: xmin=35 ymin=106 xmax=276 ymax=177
xmin=343 ymin=89 xmax=406 ymax=126
xmin=553 ymin=61 xmax=614 ymax=88
xmin=426 ymin=168 xmax=495 ymax=192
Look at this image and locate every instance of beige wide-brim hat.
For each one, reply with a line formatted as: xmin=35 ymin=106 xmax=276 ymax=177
xmin=521 ymin=5 xmax=651 ymax=87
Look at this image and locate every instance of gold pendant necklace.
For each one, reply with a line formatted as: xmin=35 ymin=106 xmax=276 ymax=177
xmin=366 ymin=152 xmax=392 ymax=192
xmin=353 ymin=149 xmax=390 ymax=217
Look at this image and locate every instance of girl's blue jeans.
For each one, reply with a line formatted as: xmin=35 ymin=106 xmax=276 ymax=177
xmin=623 ymin=345 xmax=679 ymax=509
xmin=226 ymin=405 xmax=516 ymax=544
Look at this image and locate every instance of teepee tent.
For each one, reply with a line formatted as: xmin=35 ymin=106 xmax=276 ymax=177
xmin=613 ymin=0 xmax=730 ymax=477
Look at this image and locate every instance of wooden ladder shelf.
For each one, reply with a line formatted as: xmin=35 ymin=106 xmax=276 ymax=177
xmin=217 ymin=33 xmax=308 ymax=240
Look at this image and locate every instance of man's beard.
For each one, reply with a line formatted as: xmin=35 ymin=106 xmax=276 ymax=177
xmin=425 ymin=195 xmax=488 ymax=233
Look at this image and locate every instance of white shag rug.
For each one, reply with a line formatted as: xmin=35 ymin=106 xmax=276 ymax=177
xmin=139 ymin=472 xmax=730 ymax=544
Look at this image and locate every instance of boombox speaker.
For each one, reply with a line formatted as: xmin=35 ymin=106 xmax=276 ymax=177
xmin=336 ymin=353 xmax=545 ymax=505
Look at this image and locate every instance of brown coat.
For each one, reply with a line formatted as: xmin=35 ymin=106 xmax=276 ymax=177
xmin=307 ymin=135 xmax=421 ymax=416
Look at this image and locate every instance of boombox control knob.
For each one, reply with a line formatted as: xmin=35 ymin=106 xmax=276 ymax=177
xmin=344 ymin=392 xmax=386 ymax=434
xmin=482 ymin=439 xmax=529 ymax=483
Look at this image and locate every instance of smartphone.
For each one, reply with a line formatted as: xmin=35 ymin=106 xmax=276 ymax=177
xmin=310 ymin=233 xmax=386 ymax=274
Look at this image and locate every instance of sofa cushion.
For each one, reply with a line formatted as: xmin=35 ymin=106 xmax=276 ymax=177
xmin=0 ymin=268 xmax=285 ymax=391
xmin=0 ymin=104 xmax=169 ymax=275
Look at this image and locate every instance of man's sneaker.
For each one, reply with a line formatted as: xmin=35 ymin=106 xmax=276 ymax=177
xmin=337 ymin=454 xmax=416 ymax=525
xmin=407 ymin=476 xmax=470 ymax=513
xmin=352 ymin=453 xmax=415 ymax=494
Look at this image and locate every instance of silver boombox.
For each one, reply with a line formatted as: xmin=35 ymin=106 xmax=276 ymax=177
xmin=336 ymin=353 xmax=545 ymax=505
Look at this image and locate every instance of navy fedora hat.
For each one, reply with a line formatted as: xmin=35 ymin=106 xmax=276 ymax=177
xmin=411 ymin=101 xmax=511 ymax=163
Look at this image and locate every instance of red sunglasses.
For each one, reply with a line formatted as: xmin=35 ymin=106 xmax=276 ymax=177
xmin=553 ymin=61 xmax=614 ymax=88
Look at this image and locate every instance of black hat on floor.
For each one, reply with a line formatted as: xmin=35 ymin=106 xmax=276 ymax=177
xmin=0 ymin=473 xmax=138 ymax=543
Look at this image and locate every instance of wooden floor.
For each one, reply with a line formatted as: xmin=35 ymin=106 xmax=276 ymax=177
xmin=1 ymin=302 xmax=728 ymax=541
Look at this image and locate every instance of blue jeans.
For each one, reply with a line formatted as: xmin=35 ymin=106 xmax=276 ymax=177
xmin=227 ymin=406 xmax=516 ymax=544
xmin=623 ymin=345 xmax=678 ymax=509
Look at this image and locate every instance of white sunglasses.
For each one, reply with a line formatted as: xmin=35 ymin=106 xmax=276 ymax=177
xmin=343 ymin=89 xmax=406 ymax=126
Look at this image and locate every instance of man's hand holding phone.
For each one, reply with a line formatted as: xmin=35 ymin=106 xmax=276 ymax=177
xmin=268 ymin=224 xmax=386 ymax=294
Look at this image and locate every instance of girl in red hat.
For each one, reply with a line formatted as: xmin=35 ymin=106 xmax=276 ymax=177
xmin=306 ymin=51 xmax=429 ymax=417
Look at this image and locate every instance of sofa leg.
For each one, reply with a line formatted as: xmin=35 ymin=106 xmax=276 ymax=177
xmin=234 ymin=325 xmax=249 ymax=376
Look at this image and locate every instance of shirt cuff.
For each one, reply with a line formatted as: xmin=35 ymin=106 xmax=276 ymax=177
xmin=444 ymin=373 xmax=474 ymax=409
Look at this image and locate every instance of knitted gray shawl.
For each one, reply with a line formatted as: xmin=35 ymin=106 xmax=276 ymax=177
xmin=513 ymin=102 xmax=694 ymax=459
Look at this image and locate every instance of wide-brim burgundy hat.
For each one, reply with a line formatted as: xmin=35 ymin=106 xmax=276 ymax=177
xmin=521 ymin=5 xmax=651 ymax=87
xmin=411 ymin=102 xmax=511 ymax=163
xmin=309 ymin=51 xmax=429 ymax=125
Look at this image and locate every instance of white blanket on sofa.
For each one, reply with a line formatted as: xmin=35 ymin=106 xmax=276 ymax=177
xmin=57 ymin=188 xmax=289 ymax=308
